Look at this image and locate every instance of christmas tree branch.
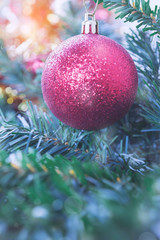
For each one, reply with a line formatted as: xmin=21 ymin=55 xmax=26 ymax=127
xmin=97 ymin=0 xmax=160 ymax=35
xmin=0 ymin=101 xmax=92 ymax=161
xmin=0 ymin=149 xmax=157 ymax=240
xmin=126 ymin=30 xmax=160 ymax=129
xmin=0 ymin=101 xmax=149 ymax=172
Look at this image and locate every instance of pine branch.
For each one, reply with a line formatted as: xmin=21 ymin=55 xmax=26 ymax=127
xmin=0 ymin=149 xmax=157 ymax=240
xmin=98 ymin=0 xmax=160 ymax=35
xmin=0 ymin=101 xmax=92 ymax=161
xmin=126 ymin=31 xmax=160 ymax=130
xmin=0 ymin=101 xmax=149 ymax=173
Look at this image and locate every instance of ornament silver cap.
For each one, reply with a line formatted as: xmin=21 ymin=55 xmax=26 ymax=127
xmin=81 ymin=13 xmax=99 ymax=34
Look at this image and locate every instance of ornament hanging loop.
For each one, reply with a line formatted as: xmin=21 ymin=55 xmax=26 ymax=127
xmin=82 ymin=0 xmax=99 ymax=34
xmin=83 ymin=0 xmax=99 ymax=16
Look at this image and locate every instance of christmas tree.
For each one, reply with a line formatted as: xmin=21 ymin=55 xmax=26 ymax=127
xmin=0 ymin=0 xmax=160 ymax=240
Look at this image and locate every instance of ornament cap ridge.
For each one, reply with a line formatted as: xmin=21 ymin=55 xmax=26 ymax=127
xmin=81 ymin=13 xmax=99 ymax=34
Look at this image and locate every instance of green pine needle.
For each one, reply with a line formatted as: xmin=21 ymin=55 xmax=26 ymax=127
xmin=95 ymin=0 xmax=160 ymax=35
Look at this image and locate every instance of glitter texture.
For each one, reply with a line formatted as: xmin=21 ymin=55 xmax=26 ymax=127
xmin=42 ymin=34 xmax=138 ymax=130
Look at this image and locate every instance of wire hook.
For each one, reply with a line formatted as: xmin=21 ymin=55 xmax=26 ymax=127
xmin=83 ymin=0 xmax=99 ymax=16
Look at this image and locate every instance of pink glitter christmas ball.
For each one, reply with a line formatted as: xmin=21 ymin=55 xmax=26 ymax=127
xmin=42 ymin=34 xmax=138 ymax=130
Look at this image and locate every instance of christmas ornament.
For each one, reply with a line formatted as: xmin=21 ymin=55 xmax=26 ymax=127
xmin=42 ymin=0 xmax=138 ymax=130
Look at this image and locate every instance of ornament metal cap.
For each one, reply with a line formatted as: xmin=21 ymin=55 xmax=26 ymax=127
xmin=81 ymin=13 xmax=99 ymax=34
